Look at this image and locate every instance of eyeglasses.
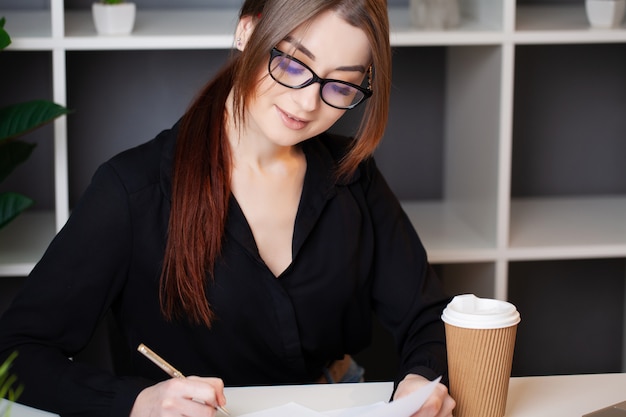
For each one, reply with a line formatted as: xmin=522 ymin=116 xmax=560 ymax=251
xmin=268 ymin=47 xmax=373 ymax=110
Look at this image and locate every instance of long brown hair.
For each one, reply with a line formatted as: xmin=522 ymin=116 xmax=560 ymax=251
xmin=160 ymin=0 xmax=392 ymax=327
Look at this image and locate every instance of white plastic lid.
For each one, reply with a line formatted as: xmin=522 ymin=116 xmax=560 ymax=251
xmin=441 ymin=294 xmax=521 ymax=329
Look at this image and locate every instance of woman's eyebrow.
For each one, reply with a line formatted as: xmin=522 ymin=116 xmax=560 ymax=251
xmin=337 ymin=64 xmax=367 ymax=73
xmin=283 ymin=35 xmax=367 ymax=73
xmin=284 ymin=35 xmax=315 ymax=60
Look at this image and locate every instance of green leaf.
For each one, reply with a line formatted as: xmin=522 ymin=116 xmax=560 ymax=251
xmin=0 ymin=140 xmax=37 ymax=183
xmin=0 ymin=373 xmax=23 ymax=400
xmin=0 ymin=351 xmax=23 ymax=405
xmin=0 ymin=100 xmax=70 ymax=143
xmin=0 ymin=374 xmax=17 ymax=399
xmin=0 ymin=192 xmax=34 ymax=229
xmin=0 ymin=352 xmax=16 ymax=377
xmin=0 ymin=369 xmax=8 ymax=389
xmin=0 ymin=17 xmax=11 ymax=50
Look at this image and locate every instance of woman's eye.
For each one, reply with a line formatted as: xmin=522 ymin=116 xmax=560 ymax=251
xmin=279 ymin=58 xmax=306 ymax=76
xmin=330 ymin=83 xmax=355 ymax=97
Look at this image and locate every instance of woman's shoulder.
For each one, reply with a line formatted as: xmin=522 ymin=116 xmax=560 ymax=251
xmin=102 ymin=123 xmax=178 ymax=193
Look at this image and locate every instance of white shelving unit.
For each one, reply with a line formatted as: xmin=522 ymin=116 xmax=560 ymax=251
xmin=1 ymin=0 xmax=625 ymax=374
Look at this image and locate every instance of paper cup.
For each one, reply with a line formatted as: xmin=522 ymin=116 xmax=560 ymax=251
xmin=442 ymin=294 xmax=520 ymax=417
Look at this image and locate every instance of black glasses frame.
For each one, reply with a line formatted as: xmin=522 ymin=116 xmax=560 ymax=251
xmin=268 ymin=47 xmax=373 ymax=110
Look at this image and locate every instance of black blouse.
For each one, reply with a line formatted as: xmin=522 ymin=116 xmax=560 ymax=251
xmin=0 ymin=124 xmax=450 ymax=417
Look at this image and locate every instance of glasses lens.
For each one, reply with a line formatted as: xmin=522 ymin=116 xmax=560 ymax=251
xmin=269 ymin=54 xmax=313 ymax=88
xmin=321 ymin=82 xmax=365 ymax=109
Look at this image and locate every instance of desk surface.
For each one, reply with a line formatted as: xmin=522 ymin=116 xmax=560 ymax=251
xmin=506 ymin=373 xmax=626 ymax=417
xmin=0 ymin=400 xmax=58 ymax=417
xmin=6 ymin=373 xmax=626 ymax=416
xmin=222 ymin=374 xmax=626 ymax=417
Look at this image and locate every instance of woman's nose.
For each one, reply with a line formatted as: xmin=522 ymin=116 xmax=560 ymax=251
xmin=291 ymin=82 xmax=321 ymax=112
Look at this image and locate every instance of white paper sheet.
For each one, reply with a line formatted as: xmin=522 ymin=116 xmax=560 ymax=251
xmin=322 ymin=401 xmax=387 ymax=417
xmin=236 ymin=402 xmax=326 ymax=417
xmin=237 ymin=376 xmax=441 ymax=417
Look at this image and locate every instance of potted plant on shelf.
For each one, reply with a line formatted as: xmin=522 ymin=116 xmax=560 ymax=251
xmin=0 ymin=17 xmax=71 ymax=230
xmin=92 ymin=0 xmax=137 ymax=36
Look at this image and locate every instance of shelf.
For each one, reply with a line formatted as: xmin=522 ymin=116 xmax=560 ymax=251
xmin=0 ymin=10 xmax=51 ymax=38
xmin=509 ymin=195 xmax=626 ymax=260
xmin=3 ymin=6 xmax=506 ymax=51
xmin=64 ymin=9 xmax=239 ymax=50
xmin=388 ymin=6 xmax=503 ymax=46
xmin=5 ymin=5 xmax=625 ymax=51
xmin=61 ymin=6 xmax=506 ymax=49
xmin=515 ymin=5 xmax=626 ymax=44
xmin=0 ymin=10 xmax=54 ymax=49
xmin=0 ymin=211 xmax=56 ymax=277
xmin=402 ymin=201 xmax=497 ymax=263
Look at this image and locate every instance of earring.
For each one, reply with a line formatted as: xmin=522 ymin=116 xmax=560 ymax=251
xmin=236 ymin=37 xmax=242 ymax=48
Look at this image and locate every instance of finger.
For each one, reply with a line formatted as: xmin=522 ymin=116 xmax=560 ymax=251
xmin=184 ymin=397 xmax=219 ymax=417
xmin=155 ymin=379 xmax=218 ymax=416
xmin=204 ymin=377 xmax=227 ymax=407
xmin=415 ymin=394 xmax=443 ymax=417
xmin=413 ymin=384 xmax=454 ymax=417
xmin=426 ymin=389 xmax=455 ymax=417
xmin=185 ymin=376 xmax=227 ymax=408
xmin=440 ymin=394 xmax=456 ymax=417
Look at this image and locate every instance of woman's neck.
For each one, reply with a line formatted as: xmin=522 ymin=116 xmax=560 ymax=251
xmin=225 ymin=90 xmax=303 ymax=174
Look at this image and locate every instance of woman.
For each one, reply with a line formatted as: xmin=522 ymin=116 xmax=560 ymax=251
xmin=0 ymin=0 xmax=455 ymax=416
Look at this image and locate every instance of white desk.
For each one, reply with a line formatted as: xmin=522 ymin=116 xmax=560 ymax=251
xmin=0 ymin=399 xmax=58 ymax=417
xmin=6 ymin=373 xmax=626 ymax=416
xmin=224 ymin=373 xmax=626 ymax=417
xmin=506 ymin=373 xmax=626 ymax=417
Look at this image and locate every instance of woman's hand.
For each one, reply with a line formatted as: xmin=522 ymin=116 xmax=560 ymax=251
xmin=394 ymin=373 xmax=455 ymax=417
xmin=130 ymin=376 xmax=227 ymax=417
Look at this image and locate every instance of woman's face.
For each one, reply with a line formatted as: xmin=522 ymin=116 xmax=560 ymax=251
xmin=244 ymin=10 xmax=371 ymax=148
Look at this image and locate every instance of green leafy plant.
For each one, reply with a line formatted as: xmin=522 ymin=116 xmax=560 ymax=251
xmin=0 ymin=351 xmax=23 ymax=416
xmin=0 ymin=17 xmax=70 ymax=229
xmin=101 ymin=0 xmax=126 ymax=4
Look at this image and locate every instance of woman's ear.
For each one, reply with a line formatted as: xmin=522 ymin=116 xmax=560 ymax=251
xmin=235 ymin=15 xmax=256 ymax=51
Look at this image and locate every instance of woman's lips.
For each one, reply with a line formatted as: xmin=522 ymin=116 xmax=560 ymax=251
xmin=276 ymin=106 xmax=308 ymax=130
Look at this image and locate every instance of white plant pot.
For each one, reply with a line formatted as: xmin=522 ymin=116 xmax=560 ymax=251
xmin=585 ymin=0 xmax=626 ymax=28
xmin=92 ymin=2 xmax=136 ymax=35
